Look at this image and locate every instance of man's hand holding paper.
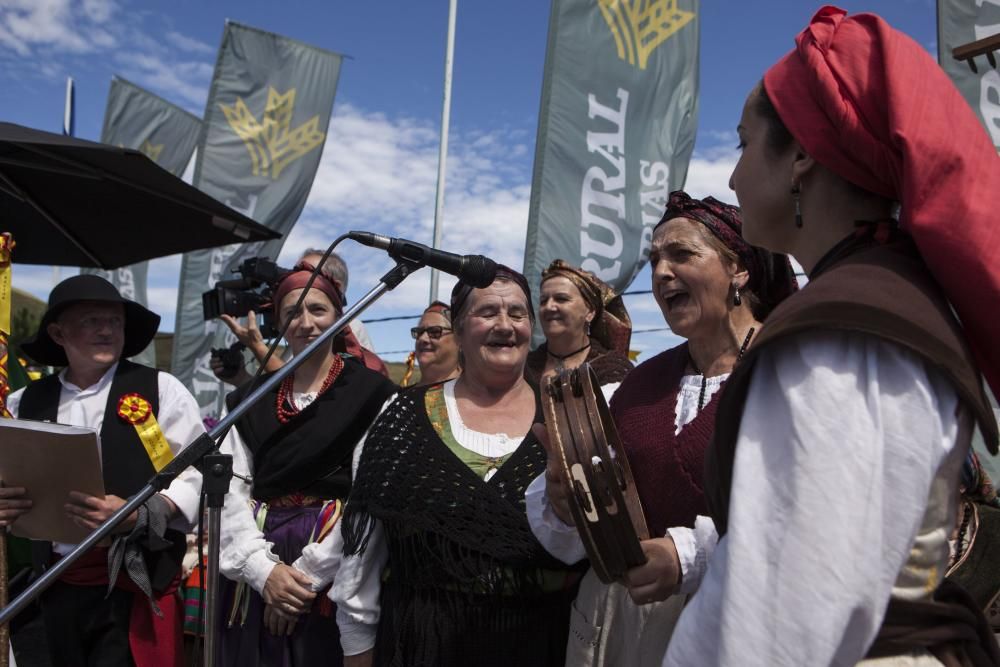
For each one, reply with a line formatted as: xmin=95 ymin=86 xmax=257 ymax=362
xmin=0 ymin=484 xmax=32 ymax=527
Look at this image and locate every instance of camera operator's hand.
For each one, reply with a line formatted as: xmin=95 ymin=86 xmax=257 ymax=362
xmin=209 ymin=355 xmax=253 ymax=387
xmin=220 ymin=310 xmax=267 ymax=358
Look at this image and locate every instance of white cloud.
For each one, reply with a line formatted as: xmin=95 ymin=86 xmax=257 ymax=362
xmin=165 ymin=30 xmax=214 ymax=55
xmin=0 ymin=0 xmax=116 ymax=56
xmin=0 ymin=1 xmax=212 ymax=108
xmin=683 ymin=147 xmax=739 ymax=204
xmin=114 ymin=51 xmax=213 ymax=107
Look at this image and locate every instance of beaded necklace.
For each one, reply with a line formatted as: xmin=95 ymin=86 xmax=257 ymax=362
xmin=275 ymin=354 xmax=345 ymax=424
xmin=688 ymin=327 xmax=756 ymax=411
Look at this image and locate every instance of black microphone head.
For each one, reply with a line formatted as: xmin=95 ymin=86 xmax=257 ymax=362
xmin=462 ymin=255 xmax=499 ymax=288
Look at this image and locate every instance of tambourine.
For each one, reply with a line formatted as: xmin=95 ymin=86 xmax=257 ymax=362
xmin=541 ymin=363 xmax=649 ymax=584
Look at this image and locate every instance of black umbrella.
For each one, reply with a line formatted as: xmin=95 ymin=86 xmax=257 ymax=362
xmin=0 ymin=122 xmax=280 ymax=268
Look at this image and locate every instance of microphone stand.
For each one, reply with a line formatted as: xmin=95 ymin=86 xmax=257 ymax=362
xmin=0 ymin=258 xmax=425 ymax=666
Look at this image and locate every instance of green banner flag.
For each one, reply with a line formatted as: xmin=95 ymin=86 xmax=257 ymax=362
xmin=937 ymin=0 xmax=1000 ymax=152
xmin=171 ymin=22 xmax=342 ymax=416
xmin=523 ymin=0 xmax=699 ymax=340
xmin=84 ymin=77 xmax=203 ymax=367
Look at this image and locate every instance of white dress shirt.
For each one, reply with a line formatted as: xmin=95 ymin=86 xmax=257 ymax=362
xmin=663 ymin=332 xmax=961 ymax=667
xmin=7 ymin=362 xmax=205 ymax=554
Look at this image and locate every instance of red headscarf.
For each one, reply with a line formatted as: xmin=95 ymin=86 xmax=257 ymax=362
xmin=764 ymin=6 xmax=1000 ymax=397
xmin=271 ymin=262 xmax=344 ymax=317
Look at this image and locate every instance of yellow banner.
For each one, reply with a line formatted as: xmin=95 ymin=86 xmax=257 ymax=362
xmin=0 ymin=233 xmax=12 ymax=335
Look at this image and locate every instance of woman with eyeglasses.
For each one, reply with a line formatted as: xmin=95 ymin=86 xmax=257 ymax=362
xmin=403 ymin=301 xmax=461 ymax=387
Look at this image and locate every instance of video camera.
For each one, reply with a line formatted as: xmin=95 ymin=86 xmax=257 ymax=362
xmin=201 ymin=257 xmax=290 ymax=339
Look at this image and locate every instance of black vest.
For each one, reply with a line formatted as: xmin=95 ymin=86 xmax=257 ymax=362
xmin=19 ymin=361 xmax=186 ymax=590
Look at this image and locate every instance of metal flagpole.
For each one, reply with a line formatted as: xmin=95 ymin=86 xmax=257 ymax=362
xmin=53 ymin=76 xmax=74 ymax=290
xmin=428 ymin=0 xmax=458 ymax=303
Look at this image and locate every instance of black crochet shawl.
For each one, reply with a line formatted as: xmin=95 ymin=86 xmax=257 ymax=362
xmin=341 ymin=384 xmax=570 ymax=597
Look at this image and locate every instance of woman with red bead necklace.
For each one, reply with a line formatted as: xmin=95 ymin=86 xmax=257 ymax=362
xmin=217 ymin=263 xmax=396 ymax=667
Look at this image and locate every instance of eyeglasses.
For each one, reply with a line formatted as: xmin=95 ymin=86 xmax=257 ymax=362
xmin=411 ymin=326 xmax=453 ymax=340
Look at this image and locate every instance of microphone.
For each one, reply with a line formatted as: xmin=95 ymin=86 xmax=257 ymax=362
xmin=349 ymin=231 xmax=498 ymax=288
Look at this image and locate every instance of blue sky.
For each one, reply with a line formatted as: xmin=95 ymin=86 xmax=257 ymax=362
xmin=1 ymin=0 xmax=938 ymax=362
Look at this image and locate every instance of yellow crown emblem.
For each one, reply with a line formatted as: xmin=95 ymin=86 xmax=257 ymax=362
xmin=598 ymin=0 xmax=695 ymax=70
xmin=139 ymin=140 xmax=164 ymax=162
xmin=220 ymin=87 xmax=326 ymax=180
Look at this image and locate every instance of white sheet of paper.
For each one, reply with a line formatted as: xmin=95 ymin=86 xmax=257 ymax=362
xmin=0 ymin=417 xmax=105 ymax=543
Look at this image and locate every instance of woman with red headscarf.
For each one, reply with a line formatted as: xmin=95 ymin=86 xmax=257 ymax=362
xmin=217 ymin=264 xmax=396 ymax=666
xmin=655 ymin=7 xmax=1000 ymax=666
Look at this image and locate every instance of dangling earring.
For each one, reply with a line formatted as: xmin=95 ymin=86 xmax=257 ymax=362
xmin=791 ymin=183 xmax=803 ymax=228
xmin=733 ymin=286 xmax=742 ymax=306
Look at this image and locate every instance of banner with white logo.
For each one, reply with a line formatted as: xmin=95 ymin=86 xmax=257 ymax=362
xmin=937 ymin=0 xmax=1000 ymax=151
xmin=523 ymin=0 xmax=700 ymax=341
xmin=171 ymin=22 xmax=342 ymax=416
xmin=85 ymin=77 xmax=202 ymax=366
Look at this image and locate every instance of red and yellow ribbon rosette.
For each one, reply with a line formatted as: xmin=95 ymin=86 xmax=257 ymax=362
xmin=117 ymin=393 xmax=174 ymax=471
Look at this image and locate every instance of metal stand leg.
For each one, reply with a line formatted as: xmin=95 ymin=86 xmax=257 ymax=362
xmin=200 ymin=453 xmax=232 ymax=667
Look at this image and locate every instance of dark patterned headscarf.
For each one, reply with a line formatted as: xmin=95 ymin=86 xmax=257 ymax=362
xmin=541 ymin=259 xmax=632 ymax=356
xmin=656 ymin=191 xmax=797 ymax=317
xmin=450 ymin=264 xmax=534 ymax=326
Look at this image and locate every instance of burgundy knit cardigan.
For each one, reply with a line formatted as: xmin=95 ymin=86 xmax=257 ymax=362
xmin=609 ymin=343 xmax=722 ymax=536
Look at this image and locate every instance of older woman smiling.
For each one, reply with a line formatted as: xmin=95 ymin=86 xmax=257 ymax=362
xmin=335 ymin=266 xmax=583 ymax=667
xmin=527 ymin=259 xmax=633 ymax=396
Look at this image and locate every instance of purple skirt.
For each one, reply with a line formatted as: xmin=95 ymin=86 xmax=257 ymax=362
xmin=220 ymin=503 xmax=343 ymax=667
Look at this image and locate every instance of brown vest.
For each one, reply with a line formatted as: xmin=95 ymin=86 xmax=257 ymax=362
xmin=703 ymin=236 xmax=1000 ymax=665
xmin=705 ymin=237 xmax=997 ymax=537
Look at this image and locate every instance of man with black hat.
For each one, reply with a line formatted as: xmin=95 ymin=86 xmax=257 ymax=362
xmin=1 ymin=274 xmax=204 ymax=667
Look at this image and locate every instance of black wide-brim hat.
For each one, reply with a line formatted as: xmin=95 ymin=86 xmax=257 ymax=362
xmin=21 ymin=274 xmax=161 ymax=366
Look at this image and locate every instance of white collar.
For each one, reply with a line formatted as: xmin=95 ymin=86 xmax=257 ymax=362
xmin=58 ymin=362 xmax=120 ymax=394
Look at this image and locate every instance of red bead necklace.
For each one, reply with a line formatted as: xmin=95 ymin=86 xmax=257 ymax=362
xmin=275 ymin=354 xmax=345 ymax=424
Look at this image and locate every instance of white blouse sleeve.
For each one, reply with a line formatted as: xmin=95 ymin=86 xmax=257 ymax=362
xmin=524 ymin=473 xmax=587 ymax=564
xmin=331 ymin=396 xmax=396 ymax=656
xmin=156 ymin=372 xmax=206 ymax=529
xmin=664 ymin=331 xmax=960 ymax=667
xmin=218 ymin=419 xmax=279 ymax=595
xmin=666 ymin=516 xmax=718 ymax=595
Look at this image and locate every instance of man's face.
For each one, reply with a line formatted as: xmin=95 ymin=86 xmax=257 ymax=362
xmin=47 ymin=301 xmax=126 ymax=372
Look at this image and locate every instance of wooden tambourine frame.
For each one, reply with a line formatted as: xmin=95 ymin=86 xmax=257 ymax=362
xmin=541 ymin=363 xmax=649 ymax=583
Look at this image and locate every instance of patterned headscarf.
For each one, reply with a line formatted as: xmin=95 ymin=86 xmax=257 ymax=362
xmin=657 ymin=190 xmax=797 ymax=318
xmin=450 ymin=264 xmax=534 ymax=326
xmin=541 ymin=259 xmax=632 ymax=355
xmin=763 ymin=5 xmax=1000 ymax=400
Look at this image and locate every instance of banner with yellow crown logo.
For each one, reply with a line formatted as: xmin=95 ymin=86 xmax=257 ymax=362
xmin=82 ymin=77 xmax=203 ymax=368
xmin=523 ymin=0 xmax=699 ymax=341
xmin=171 ymin=22 xmax=342 ymax=416
xmin=937 ymin=0 xmax=1000 ymax=153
